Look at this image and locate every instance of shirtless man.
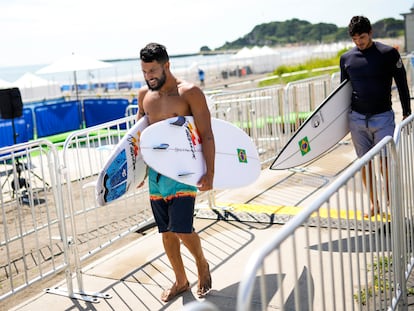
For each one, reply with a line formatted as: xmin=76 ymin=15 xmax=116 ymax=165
xmin=137 ymin=43 xmax=214 ymax=302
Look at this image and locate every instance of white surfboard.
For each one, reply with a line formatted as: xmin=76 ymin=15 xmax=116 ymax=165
xmin=139 ymin=116 xmax=261 ymax=189
xmin=95 ymin=116 xmax=149 ymax=206
xmin=270 ymin=79 xmax=352 ymax=170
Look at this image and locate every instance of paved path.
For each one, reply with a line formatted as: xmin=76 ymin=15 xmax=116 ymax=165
xmin=5 ymin=82 xmax=412 ymax=311
xmin=6 ymin=136 xmax=357 ymax=311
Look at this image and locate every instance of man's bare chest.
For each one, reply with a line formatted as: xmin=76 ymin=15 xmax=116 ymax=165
xmin=143 ymin=96 xmax=191 ymax=121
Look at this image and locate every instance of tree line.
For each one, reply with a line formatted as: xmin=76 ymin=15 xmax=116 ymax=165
xmin=200 ymin=18 xmax=404 ymax=52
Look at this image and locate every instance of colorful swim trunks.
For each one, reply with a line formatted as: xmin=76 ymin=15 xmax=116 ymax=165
xmin=148 ymin=167 xmax=197 ymax=233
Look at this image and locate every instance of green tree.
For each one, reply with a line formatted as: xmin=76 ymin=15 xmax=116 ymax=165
xmin=209 ymin=18 xmax=404 ymax=51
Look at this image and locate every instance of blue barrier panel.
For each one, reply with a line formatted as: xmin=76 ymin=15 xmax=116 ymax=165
xmin=118 ymin=81 xmax=132 ymax=89
xmin=84 ymin=98 xmax=129 ymax=127
xmin=0 ymin=118 xmax=28 ymax=148
xmin=23 ymin=107 xmax=34 ymax=140
xmin=78 ymin=84 xmax=89 ymax=91
xmin=34 ymin=101 xmax=81 ymax=137
xmin=132 ymin=81 xmax=142 ymax=89
xmin=25 ymin=97 xmax=66 ymax=107
xmin=104 ymin=82 xmax=117 ymax=91
xmin=61 ymin=85 xmax=71 ymax=92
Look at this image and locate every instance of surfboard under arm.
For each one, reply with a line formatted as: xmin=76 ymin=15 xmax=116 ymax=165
xmin=139 ymin=116 xmax=261 ymax=189
xmin=270 ymin=79 xmax=352 ymax=170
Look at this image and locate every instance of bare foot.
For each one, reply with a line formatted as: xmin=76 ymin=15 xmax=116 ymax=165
xmin=364 ymin=206 xmax=381 ymax=218
xmin=161 ymin=281 xmax=190 ymax=302
xmin=197 ymin=262 xmax=212 ymax=298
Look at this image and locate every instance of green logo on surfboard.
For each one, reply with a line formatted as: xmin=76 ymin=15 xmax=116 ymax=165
xmin=237 ymin=148 xmax=248 ymax=163
xmin=299 ymin=137 xmax=311 ymax=156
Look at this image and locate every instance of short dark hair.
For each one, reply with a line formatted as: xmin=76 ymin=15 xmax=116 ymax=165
xmin=348 ymin=16 xmax=372 ymax=36
xmin=140 ymin=43 xmax=169 ymax=64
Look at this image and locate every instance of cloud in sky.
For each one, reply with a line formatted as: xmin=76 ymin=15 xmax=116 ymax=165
xmin=0 ymin=0 xmax=411 ymax=67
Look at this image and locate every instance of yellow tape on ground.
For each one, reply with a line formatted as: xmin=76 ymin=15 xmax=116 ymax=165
xmin=214 ymin=202 xmax=390 ymax=222
xmin=215 ymin=202 xmax=302 ymax=215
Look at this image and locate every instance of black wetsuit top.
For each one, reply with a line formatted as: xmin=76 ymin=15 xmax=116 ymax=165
xmin=340 ymin=41 xmax=411 ymax=116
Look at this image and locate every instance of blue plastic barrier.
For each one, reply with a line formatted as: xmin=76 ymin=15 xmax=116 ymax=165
xmin=83 ymin=98 xmax=129 ymax=127
xmin=61 ymin=85 xmax=71 ymax=92
xmin=132 ymin=81 xmax=142 ymax=89
xmin=0 ymin=118 xmax=28 ymax=148
xmin=34 ymin=101 xmax=81 ymax=137
xmin=23 ymin=108 xmax=34 ymax=140
xmin=118 ymin=82 xmax=132 ymax=89
xmin=104 ymin=82 xmax=117 ymax=91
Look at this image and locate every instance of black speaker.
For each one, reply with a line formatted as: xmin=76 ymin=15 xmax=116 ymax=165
xmin=0 ymin=87 xmax=23 ymax=119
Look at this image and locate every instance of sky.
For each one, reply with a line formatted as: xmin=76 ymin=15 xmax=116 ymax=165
xmin=0 ymin=0 xmax=412 ymax=68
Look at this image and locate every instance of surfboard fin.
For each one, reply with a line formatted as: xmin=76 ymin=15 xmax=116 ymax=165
xmin=170 ymin=116 xmax=186 ymax=127
xmin=178 ymin=172 xmax=195 ymax=177
xmin=153 ymin=143 xmax=169 ymax=150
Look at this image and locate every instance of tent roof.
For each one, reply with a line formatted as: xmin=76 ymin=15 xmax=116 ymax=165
xmin=36 ymin=53 xmax=112 ymax=74
xmin=232 ymin=46 xmax=279 ymax=59
xmin=14 ymin=72 xmax=57 ymax=87
xmin=0 ymin=78 xmax=12 ymax=88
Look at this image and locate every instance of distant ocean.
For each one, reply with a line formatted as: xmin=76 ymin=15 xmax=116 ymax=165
xmin=0 ymin=53 xmax=234 ymax=86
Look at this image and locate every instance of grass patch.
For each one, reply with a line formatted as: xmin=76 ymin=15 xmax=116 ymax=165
xmin=259 ymin=48 xmax=349 ymax=87
xmin=353 ymin=256 xmax=414 ymax=306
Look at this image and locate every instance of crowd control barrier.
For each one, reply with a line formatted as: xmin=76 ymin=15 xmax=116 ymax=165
xmin=236 ymin=114 xmax=414 ymax=311
xmin=1 ymin=71 xmax=412 ymax=310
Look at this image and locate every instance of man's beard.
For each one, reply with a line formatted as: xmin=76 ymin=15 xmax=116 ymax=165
xmin=146 ymin=70 xmax=167 ymax=91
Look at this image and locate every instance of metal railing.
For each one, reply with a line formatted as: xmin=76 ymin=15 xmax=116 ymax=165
xmin=0 ymin=72 xmax=347 ymax=304
xmin=209 ymin=74 xmax=336 ymax=167
xmin=0 ymin=140 xmax=69 ymax=301
xmin=2 ymin=71 xmax=410 ymax=309
xmin=394 ymin=114 xmax=414 ymax=291
xmin=49 ymin=116 xmax=156 ymax=301
xmin=236 ymin=114 xmax=414 ymax=311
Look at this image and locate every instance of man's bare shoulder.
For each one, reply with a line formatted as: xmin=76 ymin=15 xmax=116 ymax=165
xmin=138 ymin=86 xmax=149 ymax=97
xmin=177 ymin=79 xmax=202 ymax=95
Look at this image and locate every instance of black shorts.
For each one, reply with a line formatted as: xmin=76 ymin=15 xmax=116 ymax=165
xmin=148 ymin=168 xmax=197 ymax=233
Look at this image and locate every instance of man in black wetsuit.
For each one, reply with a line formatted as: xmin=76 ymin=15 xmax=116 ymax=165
xmin=340 ymin=15 xmax=411 ymax=217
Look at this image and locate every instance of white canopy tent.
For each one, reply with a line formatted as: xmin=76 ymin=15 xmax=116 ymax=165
xmin=231 ymin=46 xmax=281 ymax=73
xmin=36 ymin=53 xmax=112 ymax=101
xmin=0 ymin=78 xmax=12 ymax=88
xmin=13 ymin=72 xmax=61 ymax=102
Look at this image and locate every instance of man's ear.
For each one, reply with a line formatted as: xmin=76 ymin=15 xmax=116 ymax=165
xmin=164 ymin=61 xmax=170 ymax=70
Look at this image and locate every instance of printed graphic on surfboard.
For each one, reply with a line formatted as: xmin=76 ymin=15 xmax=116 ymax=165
xmin=270 ymin=79 xmax=352 ymax=170
xmin=139 ymin=116 xmax=261 ymax=189
xmin=96 ymin=116 xmax=149 ymax=206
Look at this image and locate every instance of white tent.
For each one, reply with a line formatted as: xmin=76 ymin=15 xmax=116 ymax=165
xmin=13 ymin=72 xmax=61 ymax=102
xmin=36 ymin=53 xmax=112 ymax=101
xmin=14 ymin=72 xmax=53 ymax=88
xmin=312 ymin=42 xmax=352 ymax=58
xmin=36 ymin=54 xmax=112 ymax=74
xmin=0 ymin=78 xmax=12 ymax=88
xmin=233 ymin=47 xmax=254 ymax=59
xmin=232 ymin=46 xmax=281 ymax=73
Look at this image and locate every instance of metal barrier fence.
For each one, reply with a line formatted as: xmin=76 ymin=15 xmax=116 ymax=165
xmin=209 ymin=74 xmax=337 ymax=167
xmin=125 ymin=104 xmax=138 ymax=117
xmin=0 ymin=73 xmax=343 ymax=303
xmin=210 ymin=85 xmax=285 ymax=167
xmin=236 ymin=114 xmax=414 ymax=311
xmin=50 ymin=115 xmax=157 ymax=301
xmin=394 ymin=114 xmax=414 ymax=294
xmin=2 ymin=71 xmax=406 ymax=307
xmin=0 ymin=140 xmax=69 ymax=301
